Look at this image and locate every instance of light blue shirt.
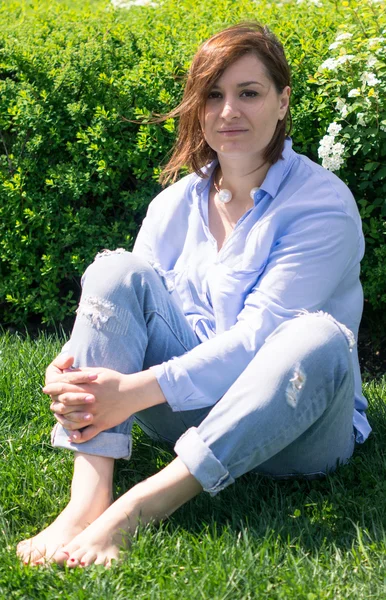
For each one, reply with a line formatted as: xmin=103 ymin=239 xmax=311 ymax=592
xmin=133 ymin=139 xmax=371 ymax=443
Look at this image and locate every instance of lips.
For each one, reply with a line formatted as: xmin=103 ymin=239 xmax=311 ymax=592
xmin=218 ymin=128 xmax=248 ymax=132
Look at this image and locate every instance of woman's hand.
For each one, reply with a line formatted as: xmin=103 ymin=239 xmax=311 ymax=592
xmin=43 ymin=365 xmax=133 ymax=442
xmin=43 ymin=359 xmax=166 ymax=443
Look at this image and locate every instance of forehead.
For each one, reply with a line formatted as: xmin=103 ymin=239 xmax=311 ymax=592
xmin=214 ymin=53 xmax=270 ymax=86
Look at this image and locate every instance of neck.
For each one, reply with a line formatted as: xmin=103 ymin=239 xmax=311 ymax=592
xmin=216 ymin=154 xmax=270 ymax=204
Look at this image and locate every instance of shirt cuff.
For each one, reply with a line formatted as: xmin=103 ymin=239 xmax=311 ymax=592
xmin=150 ymin=360 xmax=211 ymax=412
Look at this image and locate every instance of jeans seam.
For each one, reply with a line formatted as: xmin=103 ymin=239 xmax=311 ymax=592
xmin=143 ymin=308 xmax=196 ymax=353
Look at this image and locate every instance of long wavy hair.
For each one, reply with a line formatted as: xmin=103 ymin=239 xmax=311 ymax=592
xmin=159 ymin=22 xmax=292 ymax=186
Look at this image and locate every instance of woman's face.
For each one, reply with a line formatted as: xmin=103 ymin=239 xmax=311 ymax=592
xmin=200 ymin=53 xmax=290 ymax=161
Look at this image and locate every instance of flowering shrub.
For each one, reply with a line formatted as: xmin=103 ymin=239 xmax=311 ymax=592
xmin=0 ymin=0 xmax=384 ymax=335
xmin=313 ymin=1 xmax=386 ymax=322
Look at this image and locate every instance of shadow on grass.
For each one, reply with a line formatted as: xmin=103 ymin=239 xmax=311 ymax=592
xmin=114 ymin=380 xmax=386 ymax=556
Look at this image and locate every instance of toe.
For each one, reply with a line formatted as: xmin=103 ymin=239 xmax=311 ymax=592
xmin=52 ymin=549 xmax=70 ymax=565
xmin=66 ymin=547 xmax=87 ymax=568
xmin=94 ymin=553 xmax=107 ymax=566
xmin=79 ymin=550 xmax=98 ymax=567
xmin=66 ymin=557 xmax=81 ymax=568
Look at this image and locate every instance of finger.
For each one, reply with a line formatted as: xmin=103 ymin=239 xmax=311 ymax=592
xmin=49 ymin=393 xmax=95 ymax=410
xmin=59 ymin=371 xmax=99 ymax=385
xmin=55 ymin=412 xmax=93 ymax=428
xmin=68 ymin=425 xmax=101 ymax=443
xmin=50 ymin=399 xmax=94 ymax=415
xmin=52 ymin=354 xmax=75 ymax=371
xmin=43 ymin=382 xmax=91 ymax=396
xmin=44 ymin=371 xmax=98 ymax=386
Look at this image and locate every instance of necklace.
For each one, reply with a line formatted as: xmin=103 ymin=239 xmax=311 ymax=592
xmin=213 ymin=170 xmax=260 ymax=204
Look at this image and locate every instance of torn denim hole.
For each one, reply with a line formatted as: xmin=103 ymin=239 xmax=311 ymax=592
xmin=95 ymin=248 xmax=127 ymax=260
xmin=296 ymin=309 xmax=356 ymax=352
xmin=76 ymin=295 xmax=116 ymax=329
xmin=286 ymin=363 xmax=306 ymax=408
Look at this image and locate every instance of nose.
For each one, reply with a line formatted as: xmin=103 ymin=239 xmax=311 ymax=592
xmin=220 ymin=97 xmax=240 ymax=120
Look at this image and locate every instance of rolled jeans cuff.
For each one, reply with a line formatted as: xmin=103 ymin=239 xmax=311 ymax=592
xmin=51 ymin=423 xmax=132 ymax=460
xmin=174 ymin=427 xmax=234 ymax=496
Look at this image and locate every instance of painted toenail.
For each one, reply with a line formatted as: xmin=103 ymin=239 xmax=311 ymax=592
xmin=80 ymin=561 xmax=85 ymax=566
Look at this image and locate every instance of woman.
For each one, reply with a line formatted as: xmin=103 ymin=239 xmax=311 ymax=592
xmin=17 ymin=22 xmax=370 ymax=568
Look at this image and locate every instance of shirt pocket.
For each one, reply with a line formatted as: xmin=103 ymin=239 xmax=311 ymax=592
xmin=209 ymin=262 xmax=267 ymax=332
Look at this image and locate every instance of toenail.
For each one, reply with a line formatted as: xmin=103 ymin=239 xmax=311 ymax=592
xmin=80 ymin=561 xmax=85 ymax=566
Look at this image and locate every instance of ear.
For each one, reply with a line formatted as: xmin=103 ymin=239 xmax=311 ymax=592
xmin=278 ymin=86 xmax=291 ymax=120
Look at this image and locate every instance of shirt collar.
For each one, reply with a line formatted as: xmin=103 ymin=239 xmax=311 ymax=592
xmin=193 ymin=137 xmax=296 ymax=201
xmin=259 ymin=138 xmax=296 ymax=199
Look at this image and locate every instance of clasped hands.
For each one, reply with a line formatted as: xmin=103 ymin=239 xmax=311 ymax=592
xmin=43 ymin=354 xmax=134 ymax=443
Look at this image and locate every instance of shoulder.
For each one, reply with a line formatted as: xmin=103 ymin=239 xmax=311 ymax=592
xmin=289 ymin=150 xmax=358 ymax=219
xmin=146 ymin=171 xmax=202 ymax=219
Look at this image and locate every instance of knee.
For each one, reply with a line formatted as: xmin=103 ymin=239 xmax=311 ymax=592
xmin=296 ymin=311 xmax=355 ymax=353
xmin=81 ymin=250 xmax=153 ymax=295
xmin=272 ymin=311 xmax=355 ymax=355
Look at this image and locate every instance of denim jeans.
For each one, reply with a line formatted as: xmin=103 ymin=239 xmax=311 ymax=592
xmin=51 ymin=251 xmax=356 ymax=495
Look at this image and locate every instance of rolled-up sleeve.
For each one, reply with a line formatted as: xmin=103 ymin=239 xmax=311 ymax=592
xmin=151 ymin=211 xmax=362 ymax=411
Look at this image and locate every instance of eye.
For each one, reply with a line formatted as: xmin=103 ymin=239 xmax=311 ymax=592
xmin=207 ymin=90 xmax=222 ymax=100
xmin=240 ymin=90 xmax=259 ymax=98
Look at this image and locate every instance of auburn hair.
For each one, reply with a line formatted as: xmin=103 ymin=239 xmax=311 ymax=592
xmin=159 ymin=22 xmax=292 ymax=185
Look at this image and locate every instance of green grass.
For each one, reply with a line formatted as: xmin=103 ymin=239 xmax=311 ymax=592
xmin=1 ymin=332 xmax=386 ymax=599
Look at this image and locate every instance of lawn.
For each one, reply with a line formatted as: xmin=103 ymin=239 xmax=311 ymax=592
xmin=1 ymin=331 xmax=386 ymax=599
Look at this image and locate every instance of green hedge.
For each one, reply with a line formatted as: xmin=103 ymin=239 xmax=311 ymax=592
xmin=0 ymin=0 xmax=385 ymax=335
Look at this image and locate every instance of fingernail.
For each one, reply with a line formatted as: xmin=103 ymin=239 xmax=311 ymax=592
xmin=84 ymin=414 xmax=91 ymax=421
xmin=88 ymin=373 xmax=98 ymax=381
xmin=84 ymin=395 xmax=94 ymax=402
xmin=71 ymin=433 xmax=78 ymax=441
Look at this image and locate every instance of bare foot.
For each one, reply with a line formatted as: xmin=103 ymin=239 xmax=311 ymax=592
xmin=17 ymin=453 xmax=114 ymax=565
xmin=61 ymin=457 xmax=202 ymax=568
xmin=59 ymin=494 xmax=136 ymax=568
xmin=16 ymin=495 xmax=112 ymax=565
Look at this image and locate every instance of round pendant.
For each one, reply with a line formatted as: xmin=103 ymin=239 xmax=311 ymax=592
xmin=217 ymin=189 xmax=233 ymax=204
xmin=250 ymin=187 xmax=260 ymax=200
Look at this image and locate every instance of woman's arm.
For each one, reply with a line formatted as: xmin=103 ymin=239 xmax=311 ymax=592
xmin=46 ymin=208 xmax=361 ymax=442
xmin=44 ymin=364 xmax=166 ymax=443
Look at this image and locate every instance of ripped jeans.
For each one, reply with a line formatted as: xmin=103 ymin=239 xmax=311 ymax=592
xmin=51 ymin=251 xmax=356 ymax=495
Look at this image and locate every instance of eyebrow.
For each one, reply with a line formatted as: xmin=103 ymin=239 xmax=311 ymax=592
xmin=211 ymin=81 xmax=265 ymax=89
xmin=237 ymin=81 xmax=264 ymax=88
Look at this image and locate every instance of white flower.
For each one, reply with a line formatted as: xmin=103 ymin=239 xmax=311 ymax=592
xmin=357 ymin=113 xmax=366 ymax=126
xmin=361 ymin=72 xmax=380 ymax=86
xmin=319 ymin=134 xmax=335 ymax=149
xmin=111 ymin=0 xmax=157 ymax=7
xmin=329 ymin=41 xmax=341 ymax=50
xmin=336 ymin=54 xmax=355 ymax=65
xmin=368 ymin=37 xmax=385 ymax=49
xmin=332 ymin=142 xmax=345 ymax=155
xmin=319 ymin=58 xmax=338 ymax=71
xmin=366 ymin=55 xmax=378 ymax=68
xmin=380 ymin=125 xmax=386 ymax=133
xmin=335 ymin=98 xmax=348 ymax=118
xmin=327 ymin=122 xmax=342 ymax=136
xmin=348 ymin=88 xmax=361 ymax=97
xmin=335 ymin=98 xmax=344 ymax=110
xmin=322 ymin=154 xmax=345 ymax=171
xmin=336 ymin=33 xmax=353 ymax=41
